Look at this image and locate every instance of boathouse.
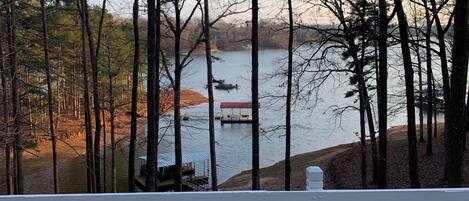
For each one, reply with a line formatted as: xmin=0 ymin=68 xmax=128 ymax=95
xmin=220 ymin=102 xmax=260 ymax=124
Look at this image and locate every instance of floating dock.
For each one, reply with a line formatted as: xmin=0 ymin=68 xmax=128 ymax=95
xmin=220 ymin=102 xmax=260 ymax=124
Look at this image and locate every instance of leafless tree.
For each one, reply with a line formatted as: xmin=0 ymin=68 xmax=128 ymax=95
xmin=201 ymin=0 xmax=218 ymax=191
xmin=0 ymin=8 xmax=13 ymax=194
xmin=446 ymin=0 xmax=469 ymax=187
xmin=394 ymin=0 xmax=420 ymax=187
xmin=40 ymin=0 xmax=59 ymax=193
xmin=82 ymin=0 xmax=108 ymax=191
xmin=77 ymin=0 xmax=96 ymax=192
xmin=6 ymin=0 xmax=24 ymax=193
xmin=285 ymin=0 xmax=294 ymax=191
xmin=376 ymin=0 xmax=389 ymax=188
xmin=144 ymin=0 xmax=160 ymax=192
xmin=251 ymin=0 xmax=260 ymax=190
xmin=128 ymin=0 xmax=140 ymax=192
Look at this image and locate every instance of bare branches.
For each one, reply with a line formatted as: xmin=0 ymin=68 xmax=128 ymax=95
xmin=161 ymin=10 xmax=176 ymax=34
xmin=181 ymin=0 xmax=201 ymax=32
xmin=161 ymin=49 xmax=175 ymax=88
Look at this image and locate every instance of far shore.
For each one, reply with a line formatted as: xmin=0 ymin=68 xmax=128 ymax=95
xmin=219 ymin=123 xmax=462 ymax=190
xmin=172 ymin=46 xmax=289 ymax=56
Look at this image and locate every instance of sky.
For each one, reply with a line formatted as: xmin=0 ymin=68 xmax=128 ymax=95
xmin=88 ymin=0 xmax=454 ymax=27
xmin=88 ymin=0 xmax=333 ymax=24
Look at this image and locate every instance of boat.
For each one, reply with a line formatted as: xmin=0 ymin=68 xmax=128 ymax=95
xmin=182 ymin=114 xmax=192 ymax=121
xmin=215 ymin=83 xmax=238 ymax=90
xmin=135 ymin=152 xmax=210 ymax=191
xmin=213 ymin=78 xmax=225 ymax=84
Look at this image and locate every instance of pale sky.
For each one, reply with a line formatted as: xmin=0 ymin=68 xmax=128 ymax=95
xmin=89 ymin=0 xmax=332 ymax=24
xmin=89 ymin=0 xmax=444 ymax=26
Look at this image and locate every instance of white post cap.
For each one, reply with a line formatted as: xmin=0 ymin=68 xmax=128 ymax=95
xmin=306 ymin=166 xmax=324 ymax=191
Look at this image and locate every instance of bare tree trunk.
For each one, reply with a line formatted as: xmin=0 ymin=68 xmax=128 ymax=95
xmin=284 ymin=0 xmax=293 ymax=191
xmin=415 ymin=43 xmax=424 ymax=143
xmin=154 ymin=0 xmax=161 ymax=190
xmin=13 ymin=144 xmax=17 ymax=194
xmin=4 ymin=146 xmax=12 ymax=195
xmin=40 ymin=0 xmax=59 ymax=193
xmin=433 ymin=77 xmax=437 ymax=139
xmin=363 ymin=88 xmax=377 ymax=183
xmin=102 ymin=109 xmax=107 ymax=192
xmin=161 ymin=0 xmax=205 ymax=189
xmin=345 ymin=23 xmax=368 ymax=189
xmin=0 ymin=23 xmax=13 ymax=195
xmin=74 ymin=51 xmax=81 ymax=119
xmin=173 ymin=0 xmax=183 ymax=192
xmin=26 ymin=70 xmax=33 ymax=138
xmin=359 ymin=0 xmax=368 ymax=188
xmin=129 ymin=0 xmax=140 ymax=192
xmin=359 ymin=89 xmax=367 ymax=188
xmin=7 ymin=0 xmax=24 ymax=193
xmin=109 ymin=71 xmax=116 ymax=192
xmin=77 ymin=0 xmax=96 ymax=192
xmin=72 ymin=59 xmax=77 ymax=118
xmin=429 ymin=0 xmax=451 ymax=172
xmin=145 ymin=0 xmax=160 ymax=192
xmin=428 ymin=0 xmax=450 ymax=118
xmin=376 ymin=0 xmax=388 ymax=189
xmin=423 ymin=0 xmax=433 ymax=155
xmin=251 ymin=0 xmax=260 ymax=190
xmin=202 ymin=0 xmax=218 ymax=191
xmin=370 ymin=8 xmax=380 ymax=185
xmin=394 ymin=0 xmax=420 ymax=187
xmin=83 ymin=0 xmax=106 ymax=191
xmin=446 ymin=0 xmax=469 ymax=187
xmin=106 ymin=36 xmax=117 ymax=193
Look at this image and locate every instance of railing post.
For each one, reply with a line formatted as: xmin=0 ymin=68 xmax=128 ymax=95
xmin=306 ymin=166 xmax=323 ymax=191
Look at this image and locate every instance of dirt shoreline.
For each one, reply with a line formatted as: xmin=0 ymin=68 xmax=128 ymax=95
xmin=0 ymin=89 xmax=207 ymax=194
xmin=219 ymin=123 xmax=458 ymax=190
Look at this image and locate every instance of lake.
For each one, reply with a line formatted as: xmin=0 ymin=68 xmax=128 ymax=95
xmin=58 ymin=49 xmax=442 ymax=193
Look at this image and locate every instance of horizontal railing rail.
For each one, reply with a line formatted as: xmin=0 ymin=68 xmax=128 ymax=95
xmin=1 ymin=189 xmax=469 ymax=201
xmin=1 ymin=167 xmax=468 ymax=201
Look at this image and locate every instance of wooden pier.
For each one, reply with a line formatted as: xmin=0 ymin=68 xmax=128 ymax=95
xmin=136 ymin=152 xmax=210 ymax=192
xmin=135 ymin=175 xmax=209 ymax=192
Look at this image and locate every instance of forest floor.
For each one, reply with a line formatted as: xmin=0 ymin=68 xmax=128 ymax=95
xmin=0 ymin=89 xmax=207 ymax=194
xmin=220 ymin=123 xmax=469 ymax=190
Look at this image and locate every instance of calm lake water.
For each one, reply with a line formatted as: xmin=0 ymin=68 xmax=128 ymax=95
xmin=56 ymin=49 xmax=442 ymax=193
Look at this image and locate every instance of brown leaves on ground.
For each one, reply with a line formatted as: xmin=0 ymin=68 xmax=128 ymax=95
xmin=0 ymin=89 xmax=207 ymax=193
xmin=220 ymin=123 xmax=469 ymax=190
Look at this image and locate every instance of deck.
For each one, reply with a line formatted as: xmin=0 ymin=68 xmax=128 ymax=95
xmin=135 ymin=175 xmax=209 ymax=192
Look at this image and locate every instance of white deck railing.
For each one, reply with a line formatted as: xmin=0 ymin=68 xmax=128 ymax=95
xmin=1 ymin=166 xmax=469 ymax=201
